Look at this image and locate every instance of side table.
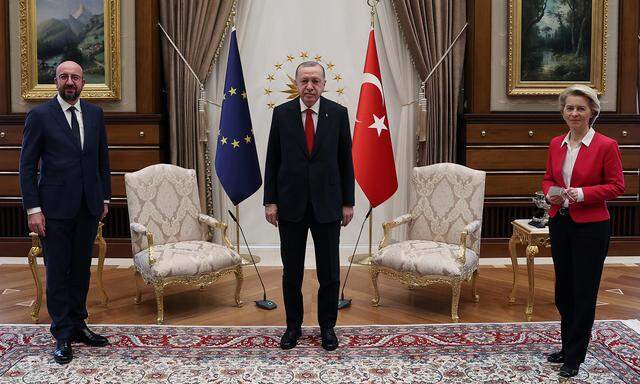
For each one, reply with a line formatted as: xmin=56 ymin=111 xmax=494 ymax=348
xmin=508 ymin=219 xmax=550 ymax=321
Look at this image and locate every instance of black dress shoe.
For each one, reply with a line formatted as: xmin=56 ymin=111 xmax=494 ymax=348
xmin=320 ymin=327 xmax=338 ymax=351
xmin=53 ymin=340 xmax=73 ymax=364
xmin=280 ymin=328 xmax=301 ymax=350
xmin=547 ymin=351 xmax=565 ymax=363
xmin=72 ymin=327 xmax=109 ymax=347
xmin=559 ymin=363 xmax=580 ymax=378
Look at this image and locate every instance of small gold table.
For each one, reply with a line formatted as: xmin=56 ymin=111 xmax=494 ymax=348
xmin=27 ymin=222 xmax=109 ymax=323
xmin=508 ymin=219 xmax=550 ymax=321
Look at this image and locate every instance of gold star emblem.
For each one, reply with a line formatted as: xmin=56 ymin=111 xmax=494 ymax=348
xmin=334 ymin=74 xmax=342 ymax=81
xmin=222 ymin=94 xmax=226 ymax=100
xmin=228 ymin=87 xmax=237 ymax=95
xmin=264 ymin=88 xmax=272 ymax=95
xmin=336 ymin=87 xmax=345 ymax=95
xmin=241 ymin=91 xmax=247 ymax=99
xmin=267 ymin=102 xmax=275 ymax=109
xmin=275 ymin=63 xmax=283 ymax=70
xmin=220 ymin=136 xmax=228 ymax=145
xmin=282 ymin=74 xmax=299 ymax=99
xmin=327 ymin=62 xmax=335 ymax=70
xmin=300 ymin=51 xmax=308 ymax=59
xmin=286 ymin=55 xmax=295 ymax=62
xmin=266 ymin=74 xmax=275 ymax=81
xmin=231 ymin=139 xmax=240 ymax=148
xmin=244 ymin=135 xmax=252 ymax=143
xmin=314 ymin=55 xmax=322 ymax=61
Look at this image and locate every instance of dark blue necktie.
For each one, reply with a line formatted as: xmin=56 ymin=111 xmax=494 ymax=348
xmin=68 ymin=106 xmax=81 ymax=149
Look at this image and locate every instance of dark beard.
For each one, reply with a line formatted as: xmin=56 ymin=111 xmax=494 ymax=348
xmin=59 ymin=88 xmax=80 ymax=102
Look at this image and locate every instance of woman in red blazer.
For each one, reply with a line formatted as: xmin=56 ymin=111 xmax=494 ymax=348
xmin=542 ymin=84 xmax=625 ymax=378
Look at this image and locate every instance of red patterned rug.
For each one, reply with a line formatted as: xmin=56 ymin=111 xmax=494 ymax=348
xmin=1 ymin=321 xmax=639 ymax=383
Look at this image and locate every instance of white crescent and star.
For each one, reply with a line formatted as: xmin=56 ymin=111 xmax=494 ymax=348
xmin=359 ymin=72 xmax=388 ymax=136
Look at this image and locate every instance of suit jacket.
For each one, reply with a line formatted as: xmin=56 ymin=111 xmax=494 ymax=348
xmin=19 ymin=97 xmax=111 ymax=219
xmin=264 ymin=96 xmax=355 ymax=223
xmin=542 ymin=131 xmax=624 ymax=223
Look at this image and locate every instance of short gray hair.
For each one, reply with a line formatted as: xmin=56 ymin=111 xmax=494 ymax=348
xmin=558 ymin=84 xmax=600 ymax=126
xmin=295 ymin=61 xmax=325 ymax=79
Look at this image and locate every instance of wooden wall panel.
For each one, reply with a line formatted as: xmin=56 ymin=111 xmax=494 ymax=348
xmin=617 ymin=0 xmax=640 ymax=114
xmin=485 ymin=173 xmax=638 ymax=198
xmin=0 ymin=148 xmax=160 ymax=171
xmin=0 ymin=0 xmax=9 ymax=114
xmin=467 ymin=147 xmax=639 ymax=171
xmin=0 ymin=174 xmax=127 ymax=197
xmin=466 ymin=0 xmax=492 ymax=113
xmin=135 ymin=0 xmax=161 ymax=114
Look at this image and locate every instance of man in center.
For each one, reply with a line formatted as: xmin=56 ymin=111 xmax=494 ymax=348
xmin=264 ymin=61 xmax=355 ymax=351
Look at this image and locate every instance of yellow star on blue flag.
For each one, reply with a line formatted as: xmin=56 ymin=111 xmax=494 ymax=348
xmin=215 ymin=28 xmax=262 ymax=205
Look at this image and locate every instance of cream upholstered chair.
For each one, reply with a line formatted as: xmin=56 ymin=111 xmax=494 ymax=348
xmin=125 ymin=164 xmax=243 ymax=324
xmin=370 ymin=163 xmax=486 ymax=322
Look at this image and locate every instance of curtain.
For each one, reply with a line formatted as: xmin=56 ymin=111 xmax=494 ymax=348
xmin=391 ymin=0 xmax=466 ymax=165
xmin=159 ymin=0 xmax=235 ymax=211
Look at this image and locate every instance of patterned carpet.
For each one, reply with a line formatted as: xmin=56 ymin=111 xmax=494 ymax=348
xmin=1 ymin=321 xmax=639 ymax=383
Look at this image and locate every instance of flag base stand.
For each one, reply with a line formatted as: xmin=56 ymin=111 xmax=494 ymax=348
xmin=338 ymin=298 xmax=352 ymax=310
xmin=239 ymin=254 xmax=262 ymax=266
xmin=255 ymin=299 xmax=277 ymax=310
xmin=348 ymin=253 xmax=372 ymax=266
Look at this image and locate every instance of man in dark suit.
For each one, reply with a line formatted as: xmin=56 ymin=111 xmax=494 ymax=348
xmin=264 ymin=61 xmax=354 ymax=351
xmin=19 ymin=61 xmax=111 ymax=364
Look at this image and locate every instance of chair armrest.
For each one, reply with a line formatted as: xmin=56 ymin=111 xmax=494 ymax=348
xmin=130 ymin=223 xmax=156 ymax=265
xmin=198 ymin=214 xmax=234 ymax=250
xmin=379 ymin=213 xmax=414 ymax=249
xmin=458 ymin=220 xmax=481 ymax=265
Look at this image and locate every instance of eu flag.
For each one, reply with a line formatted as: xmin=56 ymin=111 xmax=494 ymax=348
xmin=215 ymin=28 xmax=262 ymax=205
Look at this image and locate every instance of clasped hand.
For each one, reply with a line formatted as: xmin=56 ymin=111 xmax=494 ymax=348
xmin=548 ymin=187 xmax=580 ymax=205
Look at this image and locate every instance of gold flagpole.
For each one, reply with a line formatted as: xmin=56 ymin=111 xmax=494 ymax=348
xmin=235 ymin=205 xmax=240 ymax=253
xmin=368 ymin=207 xmax=373 ymax=257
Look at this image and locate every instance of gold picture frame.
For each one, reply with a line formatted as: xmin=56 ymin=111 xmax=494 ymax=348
xmin=508 ymin=0 xmax=607 ymax=95
xmin=19 ymin=0 xmax=121 ymax=100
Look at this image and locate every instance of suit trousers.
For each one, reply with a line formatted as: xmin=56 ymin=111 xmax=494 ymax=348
xmin=40 ymin=195 xmax=99 ymax=340
xmin=278 ymin=206 xmax=341 ymax=330
xmin=548 ymin=213 xmax=610 ymax=365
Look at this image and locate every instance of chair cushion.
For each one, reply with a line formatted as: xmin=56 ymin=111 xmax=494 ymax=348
xmin=372 ymin=240 xmax=479 ymax=277
xmin=134 ymin=241 xmax=242 ymax=280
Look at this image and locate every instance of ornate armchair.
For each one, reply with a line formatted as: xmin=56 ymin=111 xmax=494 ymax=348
xmin=125 ymin=164 xmax=243 ymax=324
xmin=370 ymin=163 xmax=486 ymax=322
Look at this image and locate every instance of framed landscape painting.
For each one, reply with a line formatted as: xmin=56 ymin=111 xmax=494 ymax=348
xmin=508 ymin=0 xmax=607 ymax=95
xmin=19 ymin=0 xmax=121 ymax=100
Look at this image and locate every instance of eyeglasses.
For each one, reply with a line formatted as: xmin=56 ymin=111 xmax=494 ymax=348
xmin=57 ymin=74 xmax=82 ymax=82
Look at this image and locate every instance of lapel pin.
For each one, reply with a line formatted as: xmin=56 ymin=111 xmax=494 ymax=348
xmin=325 ymin=113 xmax=328 ymax=118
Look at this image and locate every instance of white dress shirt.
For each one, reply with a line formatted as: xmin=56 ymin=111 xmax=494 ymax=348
xmin=300 ymin=98 xmax=320 ymax=132
xmin=57 ymin=94 xmax=85 ymax=149
xmin=558 ymin=128 xmax=595 ymax=206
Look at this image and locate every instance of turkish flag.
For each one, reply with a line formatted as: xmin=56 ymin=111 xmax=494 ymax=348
xmin=352 ymin=30 xmax=398 ymax=208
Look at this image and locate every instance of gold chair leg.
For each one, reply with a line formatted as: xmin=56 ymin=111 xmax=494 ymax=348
xmin=234 ymin=266 xmax=244 ymax=307
xmin=471 ymin=269 xmax=480 ymax=303
xmin=27 ymin=234 xmax=42 ymax=324
xmin=96 ymin=223 xmax=109 ymax=305
xmin=133 ymin=268 xmax=143 ymax=304
xmin=370 ymin=267 xmax=381 ymax=306
xmin=451 ymin=281 xmax=461 ymax=322
xmin=154 ymin=284 xmax=164 ymax=325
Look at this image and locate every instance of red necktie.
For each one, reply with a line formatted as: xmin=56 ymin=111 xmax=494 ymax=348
xmin=305 ymin=108 xmax=314 ymax=153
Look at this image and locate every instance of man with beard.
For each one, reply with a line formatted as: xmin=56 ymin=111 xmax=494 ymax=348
xmin=264 ymin=61 xmax=354 ymax=351
xmin=19 ymin=61 xmax=111 ymax=364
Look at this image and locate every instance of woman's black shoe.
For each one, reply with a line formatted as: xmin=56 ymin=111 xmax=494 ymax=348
xmin=547 ymin=351 xmax=565 ymax=363
xmin=558 ymin=363 xmax=580 ymax=378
